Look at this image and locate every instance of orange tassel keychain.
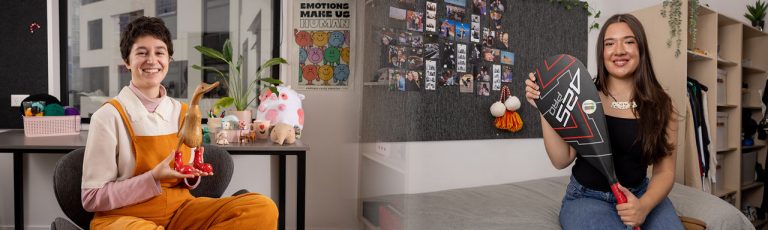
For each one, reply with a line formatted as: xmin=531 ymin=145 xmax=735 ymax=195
xmin=490 ymin=85 xmax=523 ymax=132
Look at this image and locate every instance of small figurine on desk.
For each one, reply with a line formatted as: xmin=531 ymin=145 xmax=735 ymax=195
xmin=270 ymin=123 xmax=296 ymax=145
xmin=216 ymin=131 xmax=229 ymax=145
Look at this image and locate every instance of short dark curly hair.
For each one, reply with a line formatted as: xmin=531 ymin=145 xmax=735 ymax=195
xmin=120 ymin=16 xmax=173 ymax=64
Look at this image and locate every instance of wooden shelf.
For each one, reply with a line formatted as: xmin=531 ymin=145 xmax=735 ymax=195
xmin=744 ymin=24 xmax=768 ymax=39
xmin=742 ymin=181 xmax=764 ymax=191
xmin=742 ymin=144 xmax=766 ymax=152
xmin=714 ymin=188 xmax=738 ymax=198
xmin=717 ymin=58 xmax=738 ymax=67
xmin=718 ymin=13 xmax=741 ymax=26
xmin=716 ymin=147 xmax=738 ymax=153
xmin=717 ymin=104 xmax=738 ymax=110
xmin=743 ymin=105 xmax=763 ymax=110
xmin=687 ymin=50 xmax=712 ymax=61
xmin=743 ymin=65 xmax=767 ymax=75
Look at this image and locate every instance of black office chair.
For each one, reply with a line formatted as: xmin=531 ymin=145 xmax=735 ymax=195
xmin=51 ymin=144 xmax=246 ymax=230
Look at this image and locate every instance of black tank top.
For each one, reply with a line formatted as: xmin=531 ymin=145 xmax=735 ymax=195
xmin=572 ymin=115 xmax=647 ymax=192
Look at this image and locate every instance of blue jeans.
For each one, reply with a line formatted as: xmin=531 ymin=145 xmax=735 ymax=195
xmin=559 ymin=176 xmax=683 ymax=230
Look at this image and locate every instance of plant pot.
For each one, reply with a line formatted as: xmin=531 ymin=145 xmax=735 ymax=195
xmin=753 ymin=20 xmax=759 ymax=27
xmin=231 ymin=110 xmax=253 ymax=130
xmin=760 ymin=20 xmax=765 ymax=31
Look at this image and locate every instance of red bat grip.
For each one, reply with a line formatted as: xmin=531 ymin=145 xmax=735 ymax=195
xmin=611 ymin=183 xmax=641 ymax=230
xmin=611 ymin=183 xmax=627 ymax=204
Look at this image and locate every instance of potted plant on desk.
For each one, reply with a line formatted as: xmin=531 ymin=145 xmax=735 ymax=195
xmin=745 ymin=0 xmax=767 ymax=31
xmin=193 ymin=39 xmax=287 ymax=125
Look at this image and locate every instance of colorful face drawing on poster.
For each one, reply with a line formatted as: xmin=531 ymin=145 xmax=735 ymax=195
xmin=406 ymin=10 xmax=424 ymax=32
xmin=324 ymin=46 xmax=341 ymax=66
xmin=301 ymin=64 xmax=319 ymax=85
xmin=299 ymin=48 xmax=308 ymax=64
xmin=446 ymin=4 xmax=466 ymax=21
xmin=341 ymin=47 xmax=350 ymax=63
xmin=425 ymin=60 xmax=437 ymax=90
xmin=473 ymin=0 xmax=487 ymax=15
xmin=492 ymin=64 xmax=501 ymax=90
xmin=333 ymin=64 xmax=350 ymax=85
xmin=328 ymin=31 xmax=345 ymax=47
xmin=460 ymin=73 xmax=474 ymax=93
xmin=293 ymin=1 xmax=353 ymax=90
xmin=295 ymin=29 xmax=312 ymax=49
xmin=500 ymin=51 xmax=514 ymax=65
xmin=502 ymin=65 xmax=513 ymax=83
xmin=308 ymin=46 xmax=324 ymax=64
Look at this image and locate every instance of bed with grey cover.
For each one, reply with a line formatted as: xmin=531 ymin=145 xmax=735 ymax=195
xmin=362 ymin=176 xmax=752 ymax=230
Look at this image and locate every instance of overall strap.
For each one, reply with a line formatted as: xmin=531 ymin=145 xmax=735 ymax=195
xmin=107 ymin=99 xmax=136 ymax=139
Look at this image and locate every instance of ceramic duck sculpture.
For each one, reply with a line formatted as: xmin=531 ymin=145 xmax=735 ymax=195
xmin=175 ymin=81 xmax=219 ymax=175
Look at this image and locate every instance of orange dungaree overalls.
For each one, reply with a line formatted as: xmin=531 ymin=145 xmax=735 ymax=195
xmin=90 ymin=99 xmax=278 ymax=230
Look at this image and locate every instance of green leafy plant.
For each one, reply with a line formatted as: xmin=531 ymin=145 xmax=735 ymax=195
xmin=547 ymin=0 xmax=601 ymax=31
xmin=745 ymin=0 xmax=768 ymax=24
xmin=192 ymin=39 xmax=286 ymax=111
xmin=660 ymin=0 xmax=698 ymax=58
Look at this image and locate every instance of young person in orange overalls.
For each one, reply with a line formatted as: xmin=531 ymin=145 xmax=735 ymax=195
xmin=81 ymin=16 xmax=278 ymax=229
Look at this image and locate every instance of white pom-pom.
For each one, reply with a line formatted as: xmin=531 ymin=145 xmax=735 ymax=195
xmin=505 ymin=96 xmax=521 ymax=112
xmin=490 ymin=101 xmax=506 ymax=117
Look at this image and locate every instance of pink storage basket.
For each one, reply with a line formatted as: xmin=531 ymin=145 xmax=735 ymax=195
xmin=23 ymin=115 xmax=81 ymax=137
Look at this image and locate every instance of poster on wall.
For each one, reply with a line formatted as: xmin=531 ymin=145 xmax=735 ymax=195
xmin=292 ymin=0 xmax=355 ymax=90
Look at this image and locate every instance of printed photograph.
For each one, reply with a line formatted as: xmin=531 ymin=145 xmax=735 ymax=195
xmin=389 ymin=7 xmax=407 ymax=21
xmin=406 ymin=10 xmax=424 ymax=32
xmin=454 ymin=22 xmax=470 ymax=42
xmin=473 ymin=0 xmax=487 ymax=15
xmin=446 ymin=0 xmax=467 ymax=7
xmin=498 ymin=31 xmax=510 ymax=49
xmin=477 ymin=82 xmax=491 ymax=96
xmin=483 ymin=47 xmax=500 ymax=62
xmin=440 ymin=19 xmax=456 ymax=38
xmin=500 ymin=51 xmax=514 ymax=65
xmin=460 ymin=73 xmax=474 ymax=93
xmin=446 ymin=4 xmax=466 ymax=21
xmin=438 ymin=69 xmax=458 ymax=86
xmin=502 ymin=65 xmax=513 ymax=82
xmin=406 ymin=70 xmax=423 ymax=91
xmin=471 ymin=15 xmax=481 ymax=43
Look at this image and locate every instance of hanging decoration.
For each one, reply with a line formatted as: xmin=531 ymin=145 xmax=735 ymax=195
xmin=491 ymin=85 xmax=523 ymax=132
xmin=29 ymin=22 xmax=41 ymax=34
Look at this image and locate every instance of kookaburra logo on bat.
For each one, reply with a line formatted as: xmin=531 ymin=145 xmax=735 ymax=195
xmin=546 ymin=68 xmax=581 ymax=127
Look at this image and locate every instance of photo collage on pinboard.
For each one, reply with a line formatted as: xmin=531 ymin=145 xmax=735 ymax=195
xmin=375 ymin=0 xmax=515 ymax=96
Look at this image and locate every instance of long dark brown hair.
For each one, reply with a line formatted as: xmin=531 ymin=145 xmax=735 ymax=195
xmin=595 ymin=14 xmax=675 ymax=165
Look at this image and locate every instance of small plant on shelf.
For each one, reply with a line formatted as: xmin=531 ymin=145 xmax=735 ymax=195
xmin=744 ymin=0 xmax=767 ymax=31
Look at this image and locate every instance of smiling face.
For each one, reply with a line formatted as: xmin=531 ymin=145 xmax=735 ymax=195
xmin=124 ymin=35 xmax=170 ymax=89
xmin=602 ymin=22 xmax=639 ymax=79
